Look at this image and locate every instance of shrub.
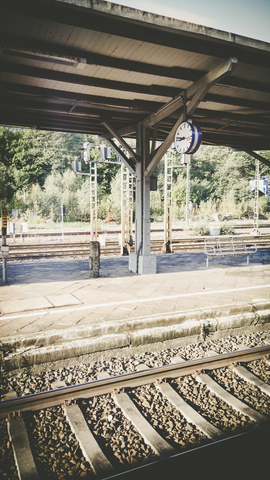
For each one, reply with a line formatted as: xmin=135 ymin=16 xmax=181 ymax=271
xmin=220 ymin=225 xmax=235 ymax=235
xmin=193 ymin=223 xmax=210 ymax=236
xmin=98 ymin=196 xmax=111 ymax=220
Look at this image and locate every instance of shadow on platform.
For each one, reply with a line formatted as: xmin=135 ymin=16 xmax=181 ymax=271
xmin=0 ymin=249 xmax=270 ymax=285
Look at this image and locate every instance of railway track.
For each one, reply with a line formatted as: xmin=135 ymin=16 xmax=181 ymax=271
xmin=6 ymin=235 xmax=270 ymax=261
xmin=1 ymin=344 xmax=270 ymax=479
xmin=6 ymin=223 xmax=270 ymax=241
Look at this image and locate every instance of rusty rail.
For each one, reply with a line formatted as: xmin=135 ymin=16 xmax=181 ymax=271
xmin=1 ymin=345 xmax=270 ymax=417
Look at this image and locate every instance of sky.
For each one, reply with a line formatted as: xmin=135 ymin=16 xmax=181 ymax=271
xmin=114 ymin=0 xmax=270 ymax=43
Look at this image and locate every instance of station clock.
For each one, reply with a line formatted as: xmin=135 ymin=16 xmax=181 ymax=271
xmin=174 ymin=121 xmax=202 ymax=154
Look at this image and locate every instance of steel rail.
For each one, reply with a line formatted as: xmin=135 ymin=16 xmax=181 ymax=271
xmin=6 ymin=224 xmax=270 ymax=241
xmin=7 ymin=235 xmax=270 ymax=259
xmin=1 ymin=345 xmax=270 ymax=417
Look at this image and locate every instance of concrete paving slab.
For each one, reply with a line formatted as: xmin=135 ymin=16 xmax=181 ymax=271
xmin=0 ymin=250 xmax=270 ymax=363
xmin=52 ymin=310 xmax=88 ymax=325
xmin=75 ymin=316 xmax=103 ymax=326
xmin=46 ymin=294 xmax=82 ymax=308
xmin=73 ymin=290 xmax=115 ymax=304
xmin=1 ymin=296 xmax=52 ymax=314
xmin=16 ymin=317 xmax=58 ymax=335
xmin=0 ymin=315 xmax=46 ymax=337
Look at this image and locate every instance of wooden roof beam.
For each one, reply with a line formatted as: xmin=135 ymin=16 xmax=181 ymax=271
xmin=2 ymin=0 xmax=270 ymax=69
xmin=1 ymin=36 xmax=270 ymax=94
xmin=144 ymin=57 xmax=238 ymax=176
xmin=0 ymin=61 xmax=178 ymax=98
xmin=143 ymin=57 xmax=238 ymax=129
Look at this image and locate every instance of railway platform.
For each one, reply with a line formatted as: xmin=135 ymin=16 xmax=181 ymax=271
xmin=1 ymin=248 xmax=270 ymax=370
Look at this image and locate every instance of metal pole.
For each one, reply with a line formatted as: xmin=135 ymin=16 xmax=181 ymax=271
xmin=253 ymin=159 xmax=259 ymax=233
xmin=121 ymin=164 xmax=125 ymax=253
xmin=164 ymin=153 xmax=172 ymax=251
xmin=61 ymin=203 xmax=64 ymax=239
xmin=186 ymin=162 xmax=190 ymax=228
xmin=164 ymin=154 xmax=168 ymax=244
xmin=2 ymin=250 xmax=7 ymax=283
xmin=90 ymin=161 xmax=98 ymax=241
xmin=89 ymin=162 xmax=91 ymax=237
xmin=1 ymin=201 xmax=7 ymax=283
xmin=94 ymin=162 xmax=98 ymax=240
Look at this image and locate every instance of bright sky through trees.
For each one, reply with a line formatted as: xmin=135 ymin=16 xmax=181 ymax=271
xmin=114 ymin=0 xmax=270 ymax=43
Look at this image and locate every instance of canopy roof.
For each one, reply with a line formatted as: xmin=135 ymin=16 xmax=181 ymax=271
xmin=1 ymin=0 xmax=270 ymax=150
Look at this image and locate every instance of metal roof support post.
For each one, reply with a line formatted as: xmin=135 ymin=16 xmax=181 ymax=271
xmin=129 ymin=124 xmax=156 ymax=274
xmin=142 ymin=126 xmax=151 ymax=257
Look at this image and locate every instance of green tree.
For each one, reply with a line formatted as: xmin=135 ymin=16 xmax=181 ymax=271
xmin=109 ymin=170 xmax=122 ymax=221
xmin=29 ymin=170 xmax=83 ymax=221
xmin=11 ymin=130 xmax=86 ymax=190
xmin=87 ymin=144 xmax=120 ymax=196
xmin=0 ymin=127 xmax=20 ymax=202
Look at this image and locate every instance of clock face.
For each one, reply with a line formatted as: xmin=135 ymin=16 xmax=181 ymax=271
xmin=174 ymin=122 xmax=194 ymax=154
xmin=174 ymin=121 xmax=202 ymax=154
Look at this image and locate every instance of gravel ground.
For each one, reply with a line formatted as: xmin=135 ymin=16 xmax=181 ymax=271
xmin=129 ymin=384 xmax=208 ymax=449
xmin=245 ymin=359 xmax=270 ymax=384
xmin=25 ymin=406 xmax=94 ymax=479
xmin=170 ymin=375 xmax=254 ymax=434
xmin=210 ymin=366 xmax=270 ymax=416
xmin=80 ymin=395 xmax=158 ymax=470
xmin=0 ymin=419 xmax=19 ymax=480
xmin=1 ymin=330 xmax=270 ymax=479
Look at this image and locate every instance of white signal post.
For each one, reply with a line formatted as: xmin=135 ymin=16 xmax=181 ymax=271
xmin=1 ymin=201 xmax=9 ymax=283
xmin=76 ymin=142 xmax=134 ymax=247
xmin=253 ymin=159 xmax=260 ymax=234
xmin=61 ymin=204 xmax=64 ymax=239
xmin=90 ymin=162 xmax=98 ymax=241
xmin=164 ymin=152 xmax=173 ymax=252
xmin=186 ymin=159 xmax=191 ymax=228
xmin=121 ymin=165 xmax=134 ymax=254
xmin=81 ymin=142 xmax=98 ymax=240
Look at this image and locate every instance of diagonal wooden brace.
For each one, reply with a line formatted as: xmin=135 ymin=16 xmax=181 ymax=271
xmin=102 ymin=120 xmax=139 ymax=164
xmin=144 ymin=57 xmax=238 ymax=176
xmin=100 ymin=137 xmax=136 ymax=174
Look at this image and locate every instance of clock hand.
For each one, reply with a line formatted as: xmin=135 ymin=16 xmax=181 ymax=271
xmin=176 ymin=136 xmax=191 ymax=141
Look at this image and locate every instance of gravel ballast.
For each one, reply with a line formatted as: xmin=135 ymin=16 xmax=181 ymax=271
xmin=1 ymin=330 xmax=270 ymax=479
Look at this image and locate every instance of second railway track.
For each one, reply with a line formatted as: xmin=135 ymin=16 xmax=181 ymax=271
xmin=2 ymin=342 xmax=270 ymax=479
xmin=6 ymin=234 xmax=270 ymax=261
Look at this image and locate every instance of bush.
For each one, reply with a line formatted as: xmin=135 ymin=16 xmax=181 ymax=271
xmin=150 ymin=190 xmax=163 ymax=218
xmin=193 ymin=223 xmax=210 ymax=236
xmin=98 ymin=196 xmax=111 ymax=220
xmin=197 ymin=199 xmax=218 ymax=217
xmin=220 ymin=225 xmax=235 ymax=235
xmin=259 ymin=196 xmax=270 ymax=214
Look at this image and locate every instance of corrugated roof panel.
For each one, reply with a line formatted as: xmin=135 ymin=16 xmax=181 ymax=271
xmin=0 ymin=0 xmax=270 ymax=149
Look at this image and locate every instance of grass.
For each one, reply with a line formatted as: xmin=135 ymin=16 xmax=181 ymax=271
xmin=14 ymin=216 xmax=269 ymax=235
